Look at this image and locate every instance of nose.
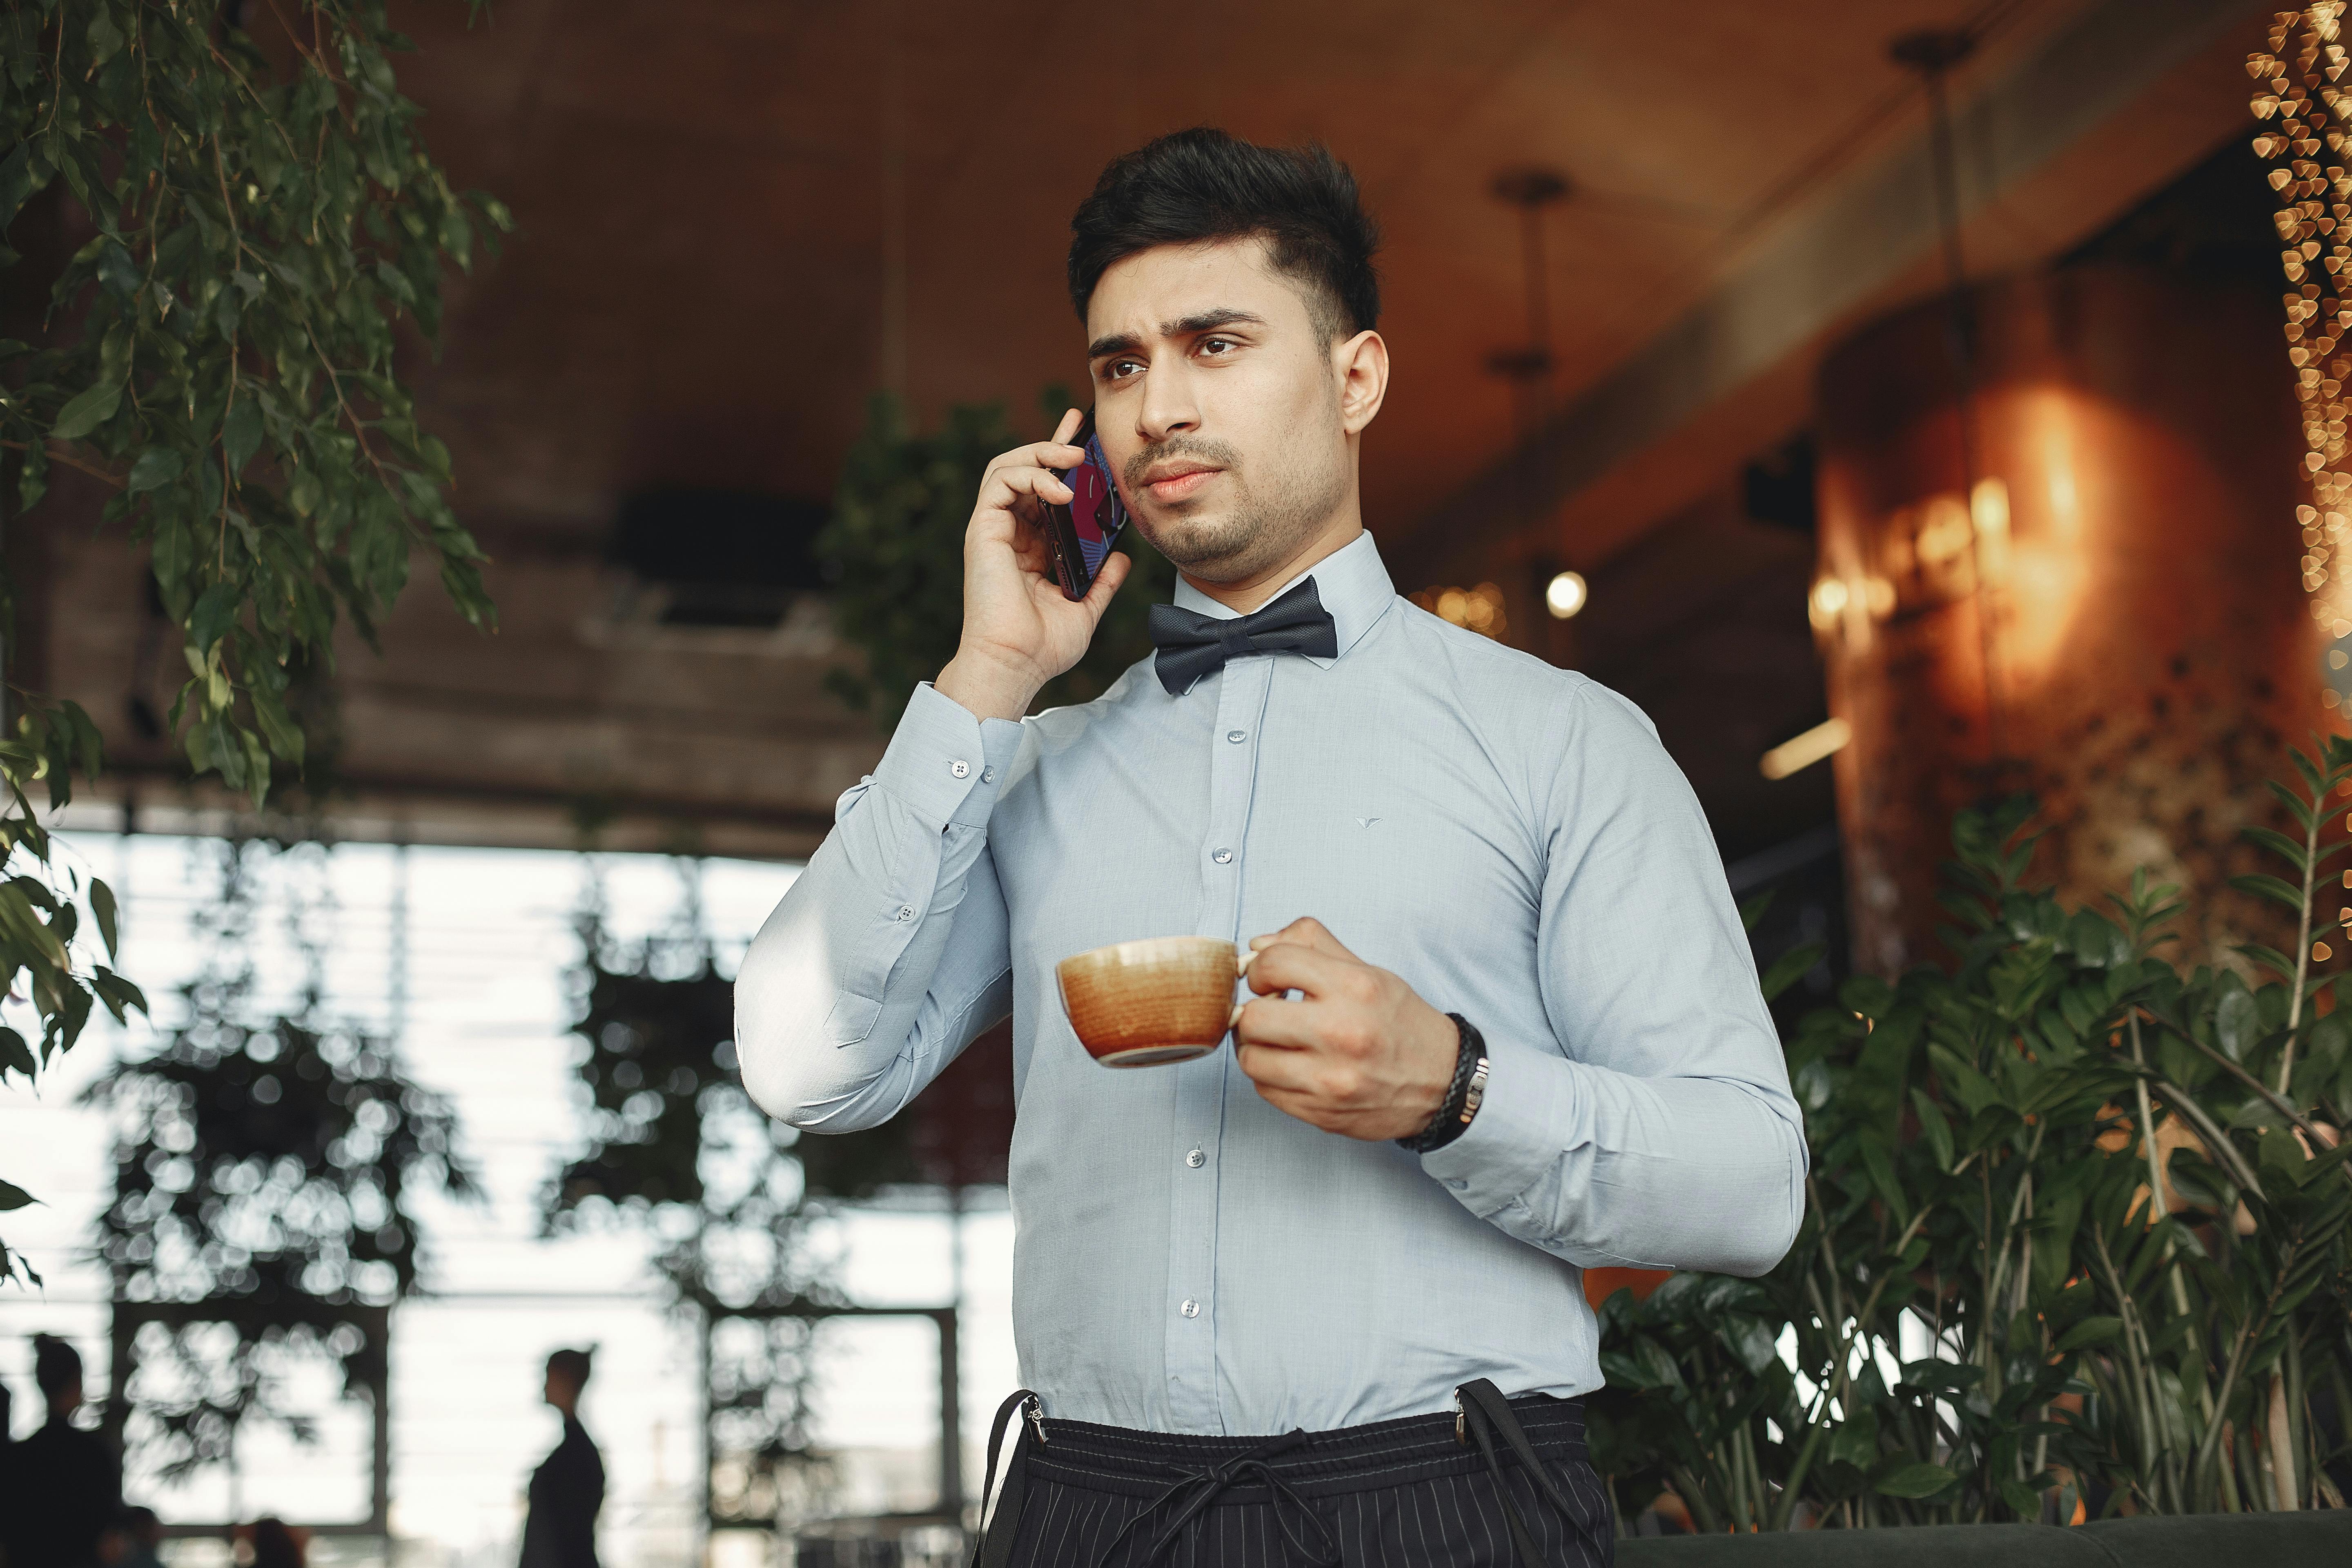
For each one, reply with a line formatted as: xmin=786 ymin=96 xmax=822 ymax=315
xmin=1137 ymin=349 xmax=1201 ymax=446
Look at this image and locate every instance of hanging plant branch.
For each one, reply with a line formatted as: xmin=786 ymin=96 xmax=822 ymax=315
xmin=0 ymin=1 xmax=508 ymax=1285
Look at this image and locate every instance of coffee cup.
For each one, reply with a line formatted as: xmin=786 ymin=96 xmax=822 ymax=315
xmin=1055 ymin=936 xmax=1254 ymax=1068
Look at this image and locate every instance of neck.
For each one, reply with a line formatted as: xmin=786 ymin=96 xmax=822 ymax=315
xmin=1179 ymin=514 xmax=1363 ymax=615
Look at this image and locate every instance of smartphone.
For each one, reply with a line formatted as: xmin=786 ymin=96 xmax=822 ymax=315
xmin=1038 ymin=409 xmax=1129 ymax=602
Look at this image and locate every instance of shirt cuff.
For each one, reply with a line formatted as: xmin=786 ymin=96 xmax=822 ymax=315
xmin=870 ymin=682 xmax=1025 ymax=830
xmin=1417 ymin=1049 xmax=1573 ymax=1214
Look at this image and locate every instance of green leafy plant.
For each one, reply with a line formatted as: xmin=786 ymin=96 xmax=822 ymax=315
xmin=0 ymin=1 xmax=506 ymax=1282
xmin=820 ymin=390 xmax=1179 ymax=729
xmin=1592 ymin=739 xmax=2352 ymax=1530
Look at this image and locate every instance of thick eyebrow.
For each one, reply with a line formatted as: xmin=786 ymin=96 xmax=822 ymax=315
xmin=1086 ymin=308 xmax=1267 ymax=363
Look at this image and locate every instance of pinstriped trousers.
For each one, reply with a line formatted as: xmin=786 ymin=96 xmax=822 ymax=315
xmin=988 ymin=1394 xmax=1613 ymax=1567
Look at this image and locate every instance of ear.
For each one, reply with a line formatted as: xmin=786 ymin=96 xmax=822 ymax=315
xmin=1334 ymin=329 xmax=1388 ymax=435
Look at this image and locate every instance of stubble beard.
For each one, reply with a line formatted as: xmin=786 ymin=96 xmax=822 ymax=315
xmin=1130 ymin=440 xmax=1350 ymax=586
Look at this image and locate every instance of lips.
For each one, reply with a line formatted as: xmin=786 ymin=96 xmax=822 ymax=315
xmin=1143 ymin=466 xmax=1220 ymax=503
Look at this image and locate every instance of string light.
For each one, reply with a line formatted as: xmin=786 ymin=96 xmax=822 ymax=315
xmin=1545 ymin=571 xmax=1588 ymax=619
xmin=1760 ymin=717 xmax=1853 ymax=780
xmin=2254 ymin=5 xmax=2352 ymax=709
xmin=1412 ymin=582 xmax=1509 ymax=640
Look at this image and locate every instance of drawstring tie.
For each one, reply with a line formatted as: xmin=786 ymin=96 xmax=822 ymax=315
xmin=968 ymin=1381 xmax=1576 ymax=1567
xmin=1091 ymin=1428 xmax=1339 ymax=1567
xmin=1455 ymin=1378 xmax=1584 ymax=1566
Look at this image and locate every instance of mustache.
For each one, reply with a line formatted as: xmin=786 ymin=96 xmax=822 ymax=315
xmin=1123 ymin=438 xmax=1243 ymax=493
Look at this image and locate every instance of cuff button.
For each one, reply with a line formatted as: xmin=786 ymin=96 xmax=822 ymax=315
xmin=950 ymin=760 xmax=971 ymax=779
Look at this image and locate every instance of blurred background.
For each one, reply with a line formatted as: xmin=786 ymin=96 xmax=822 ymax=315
xmin=2 ymin=0 xmax=2339 ymax=1562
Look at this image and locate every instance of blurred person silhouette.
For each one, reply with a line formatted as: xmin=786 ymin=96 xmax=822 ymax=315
xmin=241 ymin=1519 xmax=303 ymax=1568
xmin=98 ymin=1507 xmax=164 ymax=1568
xmin=518 ymin=1348 xmax=601 ymax=1568
xmin=0 ymin=1335 xmax=121 ymax=1568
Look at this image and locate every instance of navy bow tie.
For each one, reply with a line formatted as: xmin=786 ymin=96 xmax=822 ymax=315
xmin=1147 ymin=579 xmax=1339 ymax=695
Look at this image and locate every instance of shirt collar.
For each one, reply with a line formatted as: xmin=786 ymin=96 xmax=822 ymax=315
xmin=1167 ymin=530 xmax=1394 ymax=669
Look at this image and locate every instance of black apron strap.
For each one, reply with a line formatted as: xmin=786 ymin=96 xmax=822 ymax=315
xmin=969 ymin=1388 xmax=1038 ymax=1568
xmin=1457 ymin=1379 xmax=1582 ymax=1566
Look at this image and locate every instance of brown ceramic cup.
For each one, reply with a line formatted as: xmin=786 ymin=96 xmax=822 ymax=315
xmin=1055 ymin=936 xmax=1254 ymax=1068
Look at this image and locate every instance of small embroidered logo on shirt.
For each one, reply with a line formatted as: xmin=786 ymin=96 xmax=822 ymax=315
xmin=1355 ymin=817 xmax=1381 ymax=829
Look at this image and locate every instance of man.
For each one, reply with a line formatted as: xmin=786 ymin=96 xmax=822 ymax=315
xmin=101 ymin=1507 xmax=165 ymax=1568
xmin=518 ymin=1349 xmax=603 ymax=1568
xmin=735 ymin=129 xmax=1804 ymax=1566
xmin=0 ymin=1336 xmax=121 ymax=1568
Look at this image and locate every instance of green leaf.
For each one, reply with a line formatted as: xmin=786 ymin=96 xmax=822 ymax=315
xmin=0 ymin=1176 xmax=35 ymax=1213
xmin=1999 ymin=1479 xmax=2045 ymax=1520
xmin=0 ymin=1027 xmax=33 ymax=1080
xmin=0 ymin=142 xmax=45 ymax=228
xmin=1760 ymin=940 xmax=1827 ymax=1002
xmin=1860 ymin=1136 xmax=1910 ymax=1224
xmin=49 ymin=380 xmax=123 ymax=441
xmin=2054 ymin=1315 xmax=2124 ymax=1352
xmin=1875 ymin=1462 xmax=1958 ymax=1499
xmin=90 ymin=969 xmax=148 ymax=1024
xmin=223 ymin=394 xmax=264 ymax=476
xmin=2235 ymin=940 xmax=2299 ymax=983
xmin=2229 ymin=873 xmax=2307 ymax=914
xmin=126 ymin=446 xmax=187 ymax=494
xmin=1911 ymin=1086 xmax=1956 ymax=1172
xmin=89 ymin=878 xmax=119 ymax=961
xmin=2244 ymin=825 xmax=2315 ymax=868
xmin=249 ymin=684 xmax=305 ymax=765
xmin=187 ymin=583 xmax=241 ymax=654
xmin=1840 ymin=974 xmax=1898 ymax=1020
xmin=2216 ymin=982 xmax=2260 ymax=1062
xmin=1827 ymin=1407 xmax=1880 ymax=1469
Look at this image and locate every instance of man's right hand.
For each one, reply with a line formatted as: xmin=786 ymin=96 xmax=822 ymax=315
xmin=934 ymin=407 xmax=1134 ymax=722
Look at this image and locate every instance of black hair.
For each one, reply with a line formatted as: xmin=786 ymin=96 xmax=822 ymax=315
xmin=249 ymin=1518 xmax=303 ymax=1568
xmin=1068 ymin=128 xmax=1382 ymax=343
xmin=32 ymin=1334 xmax=82 ymax=1401
xmin=546 ymin=1347 xmax=593 ymax=1387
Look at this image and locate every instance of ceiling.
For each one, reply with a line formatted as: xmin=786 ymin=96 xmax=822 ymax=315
xmin=392 ymin=0 xmax=2107 ymax=558
xmin=39 ymin=0 xmax=2278 ymax=859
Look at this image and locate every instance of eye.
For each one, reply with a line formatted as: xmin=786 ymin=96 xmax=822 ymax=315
xmin=1199 ymin=336 xmax=1238 ymax=357
xmin=1100 ymin=357 xmax=1144 ymax=381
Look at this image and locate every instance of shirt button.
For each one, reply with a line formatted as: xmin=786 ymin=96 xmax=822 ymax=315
xmin=981 ymin=766 xmax=996 ymax=784
xmin=950 ymin=760 xmax=970 ymax=779
xmin=1185 ymin=1148 xmax=1205 ymax=1169
xmin=1180 ymin=1299 xmax=1201 ymax=1319
xmin=1211 ymin=848 xmax=1233 ymax=864
xmin=1226 ymin=729 xmax=1247 ymax=744
xmin=895 ymin=906 xmax=915 ymax=922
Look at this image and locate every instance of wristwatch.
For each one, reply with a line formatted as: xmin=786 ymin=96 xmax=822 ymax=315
xmin=1397 ymin=1014 xmax=1488 ymax=1154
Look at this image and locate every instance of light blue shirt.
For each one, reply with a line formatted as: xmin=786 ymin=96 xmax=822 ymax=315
xmin=735 ymin=531 xmax=1804 ymax=1436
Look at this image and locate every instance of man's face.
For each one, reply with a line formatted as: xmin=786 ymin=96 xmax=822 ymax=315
xmin=1084 ymin=237 xmax=1362 ymax=583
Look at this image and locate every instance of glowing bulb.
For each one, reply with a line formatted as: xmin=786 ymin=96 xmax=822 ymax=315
xmin=1810 ymin=579 xmax=1849 ymax=617
xmin=1545 ymin=572 xmax=1588 ymax=619
xmin=1760 ymin=717 xmax=1853 ymax=781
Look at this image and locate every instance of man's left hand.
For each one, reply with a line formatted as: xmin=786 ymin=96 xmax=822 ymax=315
xmin=1233 ymin=918 xmax=1460 ymax=1141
